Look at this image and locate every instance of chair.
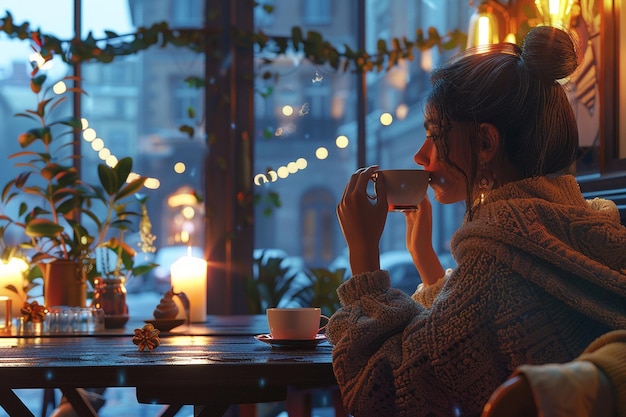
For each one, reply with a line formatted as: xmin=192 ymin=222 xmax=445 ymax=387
xmin=41 ymin=388 xmax=56 ymax=417
xmin=480 ymin=375 xmax=537 ymax=417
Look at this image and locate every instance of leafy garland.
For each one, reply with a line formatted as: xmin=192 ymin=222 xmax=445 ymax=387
xmin=0 ymin=11 xmax=467 ymax=72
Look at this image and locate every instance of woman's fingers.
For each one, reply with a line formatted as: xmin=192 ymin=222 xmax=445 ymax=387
xmin=340 ymin=166 xmax=379 ymax=207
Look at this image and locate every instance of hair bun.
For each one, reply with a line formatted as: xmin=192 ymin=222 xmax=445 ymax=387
xmin=520 ymin=26 xmax=579 ymax=81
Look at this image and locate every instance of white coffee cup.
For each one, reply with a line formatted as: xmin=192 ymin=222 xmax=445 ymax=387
xmin=266 ymin=307 xmax=330 ymax=340
xmin=372 ymin=169 xmax=430 ymax=212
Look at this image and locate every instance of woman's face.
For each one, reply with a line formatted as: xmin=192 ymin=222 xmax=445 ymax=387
xmin=413 ymin=116 xmax=470 ymax=205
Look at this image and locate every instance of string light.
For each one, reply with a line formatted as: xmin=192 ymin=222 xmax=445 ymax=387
xmin=315 ymin=147 xmax=329 ymax=160
xmin=380 ymin=113 xmax=393 ymax=126
xmin=42 ymin=79 xmax=161 ymax=190
xmin=252 ymin=134 xmax=351 ymax=186
xmin=79 ymin=112 xmax=160 ymax=189
xmin=174 ymin=162 xmax=186 ymax=174
xmin=335 ymin=135 xmax=349 ymax=148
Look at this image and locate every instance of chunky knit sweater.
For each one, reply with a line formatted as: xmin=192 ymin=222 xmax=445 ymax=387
xmin=326 ymin=175 xmax=626 ymax=417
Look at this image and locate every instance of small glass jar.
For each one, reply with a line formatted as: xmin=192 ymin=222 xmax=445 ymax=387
xmin=18 ymin=317 xmax=44 ymax=335
xmin=92 ymin=277 xmax=128 ymax=316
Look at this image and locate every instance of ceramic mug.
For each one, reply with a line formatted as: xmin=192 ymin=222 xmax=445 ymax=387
xmin=370 ymin=169 xmax=430 ymax=212
xmin=266 ymin=307 xmax=330 ymax=340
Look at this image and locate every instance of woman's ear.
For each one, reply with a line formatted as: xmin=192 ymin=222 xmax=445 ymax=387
xmin=478 ymin=123 xmax=500 ymax=164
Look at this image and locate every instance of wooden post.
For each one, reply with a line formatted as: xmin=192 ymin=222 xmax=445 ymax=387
xmin=204 ymin=0 xmax=255 ymax=314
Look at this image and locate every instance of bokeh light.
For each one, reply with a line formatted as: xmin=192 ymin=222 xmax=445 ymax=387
xmin=174 ymin=162 xmax=186 ymax=174
xmin=335 ymin=135 xmax=349 ymax=148
xmin=380 ymin=112 xmax=393 ymax=126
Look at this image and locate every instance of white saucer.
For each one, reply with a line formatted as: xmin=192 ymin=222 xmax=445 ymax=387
xmin=254 ymin=333 xmax=327 ymax=349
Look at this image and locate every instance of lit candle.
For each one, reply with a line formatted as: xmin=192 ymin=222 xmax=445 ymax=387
xmin=0 ymin=258 xmax=27 ymax=318
xmin=170 ymin=255 xmax=207 ymax=323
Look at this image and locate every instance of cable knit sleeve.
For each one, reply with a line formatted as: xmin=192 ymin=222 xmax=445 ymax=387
xmin=327 ymin=270 xmax=422 ymax=348
xmin=412 ymin=268 xmax=453 ymax=307
xmin=326 ymin=259 xmax=514 ymax=417
xmin=326 ymin=270 xmax=425 ymax=416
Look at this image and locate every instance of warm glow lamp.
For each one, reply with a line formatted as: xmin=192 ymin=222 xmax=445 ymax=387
xmin=466 ymin=1 xmax=511 ymax=48
xmin=0 ymin=257 xmax=28 ymax=318
xmin=534 ymin=0 xmax=573 ymax=27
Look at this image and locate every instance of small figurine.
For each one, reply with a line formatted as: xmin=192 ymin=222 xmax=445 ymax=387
xmin=153 ymin=287 xmax=179 ymax=319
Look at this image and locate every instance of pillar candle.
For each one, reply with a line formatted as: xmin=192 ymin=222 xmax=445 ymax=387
xmin=0 ymin=258 xmax=27 ymax=318
xmin=170 ymin=256 xmax=207 ymax=323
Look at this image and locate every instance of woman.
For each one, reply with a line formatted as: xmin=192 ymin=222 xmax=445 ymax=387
xmin=327 ymin=25 xmax=626 ymax=417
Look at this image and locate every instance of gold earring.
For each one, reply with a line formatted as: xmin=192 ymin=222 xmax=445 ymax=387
xmin=478 ymin=163 xmax=494 ymax=204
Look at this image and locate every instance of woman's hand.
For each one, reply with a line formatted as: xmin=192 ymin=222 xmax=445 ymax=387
xmin=337 ymin=166 xmax=388 ymax=275
xmin=405 ymin=196 xmax=444 ymax=285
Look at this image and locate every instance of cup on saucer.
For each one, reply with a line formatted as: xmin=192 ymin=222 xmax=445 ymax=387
xmin=266 ymin=307 xmax=329 ymax=340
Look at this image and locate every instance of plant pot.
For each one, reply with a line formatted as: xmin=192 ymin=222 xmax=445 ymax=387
xmin=41 ymin=260 xmax=87 ymax=308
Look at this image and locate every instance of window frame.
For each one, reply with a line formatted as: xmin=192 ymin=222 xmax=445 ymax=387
xmin=578 ymin=0 xmax=626 ymax=223
xmin=600 ymin=0 xmax=626 ymax=173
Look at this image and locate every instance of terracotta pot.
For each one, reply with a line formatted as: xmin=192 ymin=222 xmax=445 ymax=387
xmin=41 ymin=260 xmax=87 ymax=308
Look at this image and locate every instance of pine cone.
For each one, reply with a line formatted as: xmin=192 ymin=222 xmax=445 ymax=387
xmin=133 ymin=323 xmax=161 ymax=352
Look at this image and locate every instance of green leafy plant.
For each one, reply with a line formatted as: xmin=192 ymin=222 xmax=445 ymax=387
xmin=89 ymin=165 xmax=157 ymax=281
xmin=0 ymin=61 xmax=156 ymax=295
xmin=0 ymin=73 xmax=91 ymax=262
xmin=290 ymin=267 xmax=345 ymax=317
xmin=244 ymin=250 xmax=302 ymax=313
xmin=0 ymin=11 xmax=466 ymax=73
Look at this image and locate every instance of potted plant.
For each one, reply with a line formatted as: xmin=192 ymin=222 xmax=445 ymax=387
xmin=90 ymin=194 xmax=157 ymax=323
xmin=290 ymin=267 xmax=345 ymax=317
xmin=244 ymin=249 xmax=302 ymax=313
xmin=0 ymin=60 xmax=154 ymax=309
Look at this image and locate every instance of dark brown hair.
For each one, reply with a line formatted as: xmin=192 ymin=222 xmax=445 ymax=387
xmin=426 ymin=25 xmax=580 ymax=214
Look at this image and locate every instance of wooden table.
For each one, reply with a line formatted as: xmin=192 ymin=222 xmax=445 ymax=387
xmin=0 ymin=315 xmax=343 ymax=417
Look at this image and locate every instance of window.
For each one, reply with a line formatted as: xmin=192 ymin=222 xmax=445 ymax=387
xmin=101 ymin=61 xmax=134 ymax=86
xmin=255 ymin=0 xmax=276 ymax=26
xmin=300 ymin=188 xmax=337 ymax=266
xmin=171 ymin=0 xmax=203 ymax=27
xmin=1 ymin=0 xmax=620 ymax=321
xmin=172 ymin=77 xmax=203 ymax=126
xmin=301 ymin=0 xmax=331 ymax=25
